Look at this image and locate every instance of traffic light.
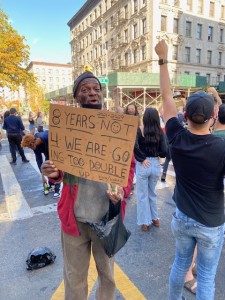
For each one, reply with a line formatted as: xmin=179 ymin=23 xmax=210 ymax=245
xmin=83 ymin=65 xmax=92 ymax=72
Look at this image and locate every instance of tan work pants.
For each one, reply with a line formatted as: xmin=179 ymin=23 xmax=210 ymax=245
xmin=61 ymin=222 xmax=115 ymax=300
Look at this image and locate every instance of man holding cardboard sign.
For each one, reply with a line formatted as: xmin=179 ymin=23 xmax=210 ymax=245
xmin=41 ymin=71 xmax=135 ymax=300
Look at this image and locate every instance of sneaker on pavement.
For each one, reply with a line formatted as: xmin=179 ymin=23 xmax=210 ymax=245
xmin=22 ymin=159 xmax=29 ymax=163
xmin=161 ymin=172 xmax=166 ymax=182
xmin=53 ymin=192 xmax=61 ymax=199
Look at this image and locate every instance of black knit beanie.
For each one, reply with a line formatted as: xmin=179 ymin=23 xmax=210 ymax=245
xmin=73 ymin=71 xmax=102 ymax=98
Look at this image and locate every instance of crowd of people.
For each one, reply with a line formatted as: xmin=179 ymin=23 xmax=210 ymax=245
xmin=0 ymin=109 xmax=58 ymax=196
xmin=0 ymin=39 xmax=225 ymax=299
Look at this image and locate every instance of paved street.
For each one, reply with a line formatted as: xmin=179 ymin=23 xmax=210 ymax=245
xmin=0 ymin=132 xmax=225 ymax=300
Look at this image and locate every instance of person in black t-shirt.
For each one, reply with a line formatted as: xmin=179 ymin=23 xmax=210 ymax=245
xmin=155 ymin=40 xmax=225 ymax=300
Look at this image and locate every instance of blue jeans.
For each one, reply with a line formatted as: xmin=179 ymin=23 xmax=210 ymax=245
xmin=169 ymin=208 xmax=224 ymax=300
xmin=136 ymin=157 xmax=161 ymax=226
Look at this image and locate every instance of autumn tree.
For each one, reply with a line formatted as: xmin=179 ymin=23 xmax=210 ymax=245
xmin=25 ymin=82 xmax=48 ymax=113
xmin=0 ymin=9 xmax=34 ymax=90
xmin=0 ymin=9 xmax=49 ymax=113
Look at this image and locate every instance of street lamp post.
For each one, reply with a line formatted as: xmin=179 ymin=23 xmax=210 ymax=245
xmin=105 ymin=47 xmax=109 ymax=110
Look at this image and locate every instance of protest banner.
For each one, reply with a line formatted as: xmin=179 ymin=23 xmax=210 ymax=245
xmin=49 ymin=104 xmax=138 ymax=186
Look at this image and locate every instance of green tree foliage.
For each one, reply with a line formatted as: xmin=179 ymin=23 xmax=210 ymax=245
xmin=0 ymin=9 xmax=33 ymax=89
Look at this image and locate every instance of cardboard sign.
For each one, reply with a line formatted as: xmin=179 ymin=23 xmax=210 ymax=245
xmin=49 ymin=104 xmax=138 ymax=186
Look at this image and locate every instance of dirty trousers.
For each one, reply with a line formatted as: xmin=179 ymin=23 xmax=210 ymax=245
xmin=61 ymin=221 xmax=115 ymax=300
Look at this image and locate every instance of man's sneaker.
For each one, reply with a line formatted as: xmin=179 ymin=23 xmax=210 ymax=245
xmin=44 ymin=189 xmax=49 ymax=195
xmin=10 ymin=161 xmax=17 ymax=165
xmin=53 ymin=193 xmax=60 ymax=199
xmin=22 ymin=159 xmax=29 ymax=163
xmin=161 ymin=172 xmax=166 ymax=182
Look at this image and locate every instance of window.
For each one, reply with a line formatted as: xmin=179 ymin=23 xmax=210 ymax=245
xmin=173 ymin=18 xmax=178 ymax=34
xmin=141 ymin=45 xmax=146 ymax=60
xmin=186 ymin=0 xmax=192 ymax=11
xmin=206 ymin=73 xmax=211 ymax=84
xmin=196 ymin=24 xmax=202 ymax=39
xmin=134 ymin=0 xmax=138 ymax=13
xmin=184 ymin=71 xmax=190 ymax=75
xmin=124 ymin=29 xmax=128 ymax=41
xmin=172 ymin=45 xmax=178 ymax=60
xmin=161 ymin=15 xmax=167 ymax=31
xmin=134 ymin=49 xmax=138 ymax=63
xmin=105 ymin=20 xmax=108 ymax=33
xmin=142 ymin=18 xmax=147 ymax=34
xmin=197 ymin=0 xmax=203 ymax=14
xmin=125 ymin=52 xmax=129 ymax=66
xmin=185 ymin=47 xmax=191 ymax=62
xmin=110 ymin=38 xmax=114 ymax=48
xmin=94 ymin=47 xmax=98 ymax=59
xmin=133 ymin=23 xmax=138 ymax=39
xmin=219 ymin=28 xmax=223 ymax=43
xmin=218 ymin=52 xmax=222 ymax=65
xmin=195 ymin=72 xmax=200 ymax=76
xmin=207 ymin=50 xmax=212 ymax=64
xmin=117 ymin=33 xmax=121 ymax=43
xmin=111 ymin=59 xmax=114 ymax=68
xmin=110 ymin=16 xmax=114 ymax=28
xmin=217 ymin=74 xmax=221 ymax=83
xmin=185 ymin=21 xmax=192 ymax=37
xmin=196 ymin=49 xmax=201 ymax=63
xmin=99 ymin=4 xmax=102 ymax=15
xmin=36 ymin=68 xmax=39 ymax=73
xmin=208 ymin=26 xmax=213 ymax=41
xmin=105 ymin=0 xmax=108 ymax=11
xmin=124 ymin=5 xmax=128 ymax=19
xmin=209 ymin=2 xmax=215 ymax=18
xmin=221 ymin=5 xmax=225 ymax=19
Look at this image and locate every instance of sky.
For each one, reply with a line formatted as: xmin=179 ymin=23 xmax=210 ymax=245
xmin=0 ymin=0 xmax=87 ymax=64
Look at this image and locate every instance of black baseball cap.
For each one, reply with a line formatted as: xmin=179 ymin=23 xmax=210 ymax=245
xmin=186 ymin=91 xmax=214 ymax=124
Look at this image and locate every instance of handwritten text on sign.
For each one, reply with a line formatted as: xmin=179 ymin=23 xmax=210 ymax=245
xmin=49 ymin=104 xmax=138 ymax=186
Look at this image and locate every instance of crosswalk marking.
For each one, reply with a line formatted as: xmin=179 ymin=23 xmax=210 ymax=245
xmin=0 ymin=155 xmax=33 ymax=220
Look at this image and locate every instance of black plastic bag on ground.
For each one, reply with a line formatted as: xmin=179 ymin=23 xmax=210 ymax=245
xmin=26 ymin=247 xmax=56 ymax=270
xmin=89 ymin=201 xmax=131 ymax=257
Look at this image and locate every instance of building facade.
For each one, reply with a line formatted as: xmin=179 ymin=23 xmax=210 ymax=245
xmin=26 ymin=62 xmax=73 ymax=92
xmin=68 ymin=0 xmax=225 ymax=86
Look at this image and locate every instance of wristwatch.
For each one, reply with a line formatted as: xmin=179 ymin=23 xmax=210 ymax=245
xmin=158 ymin=59 xmax=168 ymax=65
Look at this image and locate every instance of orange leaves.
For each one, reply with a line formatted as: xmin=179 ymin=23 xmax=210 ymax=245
xmin=0 ymin=9 xmax=31 ymax=89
